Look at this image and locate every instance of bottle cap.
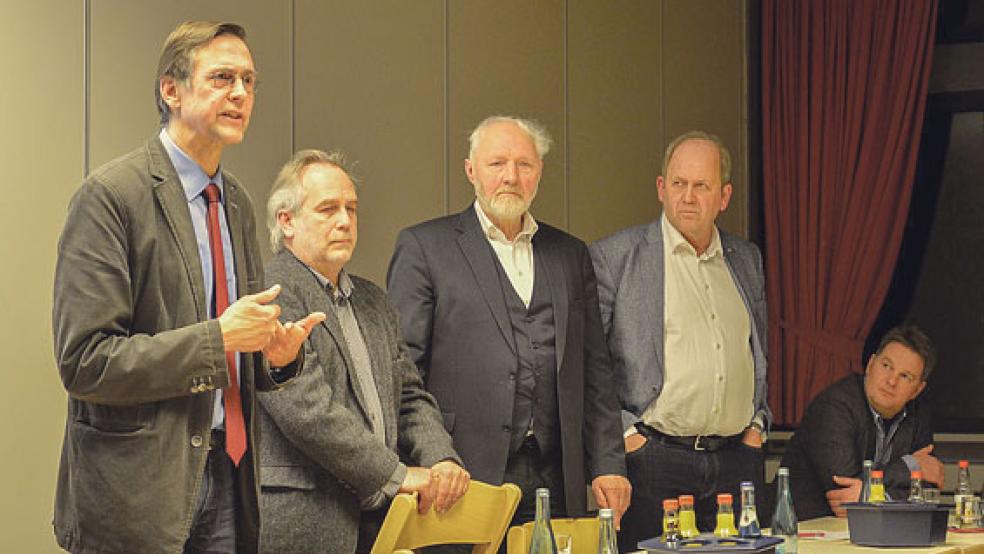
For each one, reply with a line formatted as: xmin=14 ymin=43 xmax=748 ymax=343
xmin=679 ymin=494 xmax=695 ymax=506
xmin=717 ymin=493 xmax=733 ymax=504
xmin=777 ymin=467 xmax=789 ymax=476
xmin=871 ymin=470 xmax=884 ymax=478
xmin=599 ymin=508 xmax=614 ymax=519
xmin=959 ymin=460 xmax=970 ymax=469
xmin=911 ymin=470 xmax=922 ymax=479
xmin=535 ymin=487 xmax=551 ymax=498
xmin=863 ymin=459 xmax=873 ymax=467
xmin=663 ymin=498 xmax=679 ymax=510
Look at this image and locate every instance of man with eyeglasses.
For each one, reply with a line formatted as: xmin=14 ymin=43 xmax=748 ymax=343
xmin=52 ymin=21 xmax=324 ymax=554
xmin=780 ymin=325 xmax=944 ymax=520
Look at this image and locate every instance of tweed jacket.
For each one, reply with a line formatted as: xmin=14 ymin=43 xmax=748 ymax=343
xmin=589 ymin=217 xmax=771 ymax=432
xmin=258 ymin=249 xmax=459 ymax=554
xmin=52 ymin=135 xmax=295 ymax=554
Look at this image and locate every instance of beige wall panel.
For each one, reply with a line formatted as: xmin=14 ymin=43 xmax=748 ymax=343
xmin=294 ymin=0 xmax=445 ymax=283
xmin=568 ymin=1 xmax=663 ymax=243
xmin=88 ymin=1 xmax=292 ymax=258
xmin=448 ymin=0 xmax=567 ymax=229
xmin=662 ymin=0 xmax=748 ymax=237
xmin=0 ymin=2 xmax=82 ymax=551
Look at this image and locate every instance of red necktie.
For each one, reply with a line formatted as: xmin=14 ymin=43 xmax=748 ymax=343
xmin=203 ymin=183 xmax=247 ymax=466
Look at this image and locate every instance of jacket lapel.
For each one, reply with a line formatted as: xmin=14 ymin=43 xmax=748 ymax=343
xmin=349 ymin=290 xmax=396 ymax=445
xmin=147 ymin=136 xmax=208 ymax=322
xmin=641 ymin=220 xmax=665 ymax=372
xmin=534 ymin=234 xmax=567 ymax=372
xmin=456 ymin=208 xmax=517 ymax=355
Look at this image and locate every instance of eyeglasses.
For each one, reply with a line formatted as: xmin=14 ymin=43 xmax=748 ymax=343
xmin=205 ymin=70 xmax=258 ymax=94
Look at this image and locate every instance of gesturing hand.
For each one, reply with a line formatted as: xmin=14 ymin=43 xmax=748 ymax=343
xmin=219 ymin=285 xmax=283 ymax=352
xmin=263 ymin=311 xmax=326 ymax=367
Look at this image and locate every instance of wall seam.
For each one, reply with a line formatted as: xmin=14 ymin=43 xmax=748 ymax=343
xmin=563 ymin=0 xmax=570 ymax=230
xmin=83 ymin=0 xmax=91 ymax=177
xmin=290 ymin=0 xmax=296 ymax=154
xmin=658 ymin=0 xmax=665 ymax=168
xmin=443 ymin=0 xmax=450 ymax=215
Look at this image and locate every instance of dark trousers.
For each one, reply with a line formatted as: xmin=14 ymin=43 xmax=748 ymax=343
xmin=425 ymin=436 xmax=566 ymax=554
xmin=618 ymin=435 xmax=765 ymax=553
xmin=183 ymin=431 xmax=237 ymax=554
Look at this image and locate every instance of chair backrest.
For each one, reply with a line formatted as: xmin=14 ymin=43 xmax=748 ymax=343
xmin=371 ymin=480 xmax=522 ymax=554
xmin=505 ymin=517 xmax=601 ymax=554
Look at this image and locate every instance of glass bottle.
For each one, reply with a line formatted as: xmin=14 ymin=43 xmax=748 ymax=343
xmin=596 ymin=508 xmax=617 ymax=554
xmin=771 ymin=467 xmax=798 ymax=554
xmin=714 ymin=493 xmax=739 ymax=537
xmin=662 ymin=498 xmax=681 ymax=544
xmin=529 ymin=488 xmax=558 ymax=554
xmin=908 ymin=470 xmax=924 ymax=503
xmin=869 ymin=470 xmax=886 ymax=504
xmin=678 ymin=494 xmax=700 ymax=538
xmin=859 ymin=460 xmax=873 ymax=503
xmin=738 ymin=481 xmax=762 ymax=538
xmin=956 ymin=460 xmax=973 ymax=528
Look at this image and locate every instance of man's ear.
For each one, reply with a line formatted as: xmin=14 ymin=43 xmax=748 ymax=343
xmin=464 ymin=158 xmax=476 ymax=186
xmin=159 ymin=77 xmax=181 ymax=114
xmin=277 ymin=210 xmax=295 ymax=240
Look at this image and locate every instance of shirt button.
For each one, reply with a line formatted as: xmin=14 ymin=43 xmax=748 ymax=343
xmin=718 ymin=374 xmax=724 ymax=382
xmin=712 ymin=407 xmax=719 ymax=414
xmin=711 ymin=313 xmax=717 ymax=320
xmin=190 ymin=435 xmax=204 ymax=448
xmin=715 ymin=343 xmax=721 ymax=349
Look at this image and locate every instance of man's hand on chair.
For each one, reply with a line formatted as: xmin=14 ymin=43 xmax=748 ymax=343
xmin=399 ymin=461 xmax=470 ymax=514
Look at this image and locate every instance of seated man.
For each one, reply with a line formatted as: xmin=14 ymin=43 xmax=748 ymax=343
xmin=257 ymin=150 xmax=470 ymax=554
xmin=780 ymin=325 xmax=943 ymax=519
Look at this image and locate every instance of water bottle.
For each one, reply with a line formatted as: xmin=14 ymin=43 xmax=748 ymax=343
xmin=596 ymin=508 xmax=617 ymax=554
xmin=738 ymin=481 xmax=762 ymax=538
xmin=529 ymin=488 xmax=558 ymax=554
xmin=859 ymin=460 xmax=873 ymax=503
xmin=771 ymin=467 xmax=798 ymax=554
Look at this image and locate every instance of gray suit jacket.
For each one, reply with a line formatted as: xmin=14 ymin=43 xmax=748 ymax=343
xmin=258 ymin=250 xmax=459 ymax=554
xmin=589 ymin=218 xmax=770 ymax=432
xmin=52 ymin=135 xmax=294 ymax=554
xmin=387 ymin=206 xmax=627 ymax=517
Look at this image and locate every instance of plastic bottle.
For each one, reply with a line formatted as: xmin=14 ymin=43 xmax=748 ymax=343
xmin=529 ymin=488 xmax=558 ymax=554
xmin=771 ymin=467 xmax=798 ymax=554
xmin=596 ymin=508 xmax=617 ymax=554
xmin=908 ymin=470 xmax=924 ymax=503
xmin=738 ymin=481 xmax=762 ymax=538
xmin=678 ymin=494 xmax=700 ymax=538
xmin=714 ymin=493 xmax=739 ymax=537
xmin=869 ymin=470 xmax=886 ymax=504
xmin=956 ymin=460 xmax=973 ymax=528
xmin=859 ymin=460 xmax=873 ymax=503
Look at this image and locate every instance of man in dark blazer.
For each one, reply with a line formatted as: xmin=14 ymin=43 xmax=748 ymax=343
xmin=590 ymin=131 xmax=770 ymax=550
xmin=387 ymin=116 xmax=631 ymax=528
xmin=52 ymin=22 xmax=323 ymax=554
xmin=781 ymin=325 xmax=942 ymax=519
xmin=257 ymin=150 xmax=469 ymax=554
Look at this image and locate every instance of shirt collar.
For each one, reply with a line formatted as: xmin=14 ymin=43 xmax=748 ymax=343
xmin=661 ymin=212 xmax=723 ymax=260
xmin=159 ymin=128 xmax=225 ymax=203
xmin=868 ymin=401 xmax=907 ymax=429
xmin=306 ymin=263 xmax=354 ymax=301
xmin=473 ymin=199 xmax=538 ymax=243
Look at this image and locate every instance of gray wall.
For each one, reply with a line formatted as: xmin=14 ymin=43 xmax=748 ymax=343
xmin=0 ymin=1 xmax=751 ymax=550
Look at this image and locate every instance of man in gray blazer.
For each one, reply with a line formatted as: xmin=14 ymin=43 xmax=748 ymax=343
xmin=258 ymin=150 xmax=469 ymax=554
xmin=52 ymin=22 xmax=323 ymax=554
xmin=387 ymin=116 xmax=631 ymax=528
xmin=590 ymin=131 xmax=770 ymax=550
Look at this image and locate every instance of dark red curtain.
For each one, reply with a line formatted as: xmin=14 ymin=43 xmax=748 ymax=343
xmin=762 ymin=0 xmax=938 ymax=425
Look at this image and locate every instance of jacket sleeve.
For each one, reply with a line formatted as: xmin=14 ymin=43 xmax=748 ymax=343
xmin=53 ymin=178 xmax=228 ymax=406
xmin=580 ymin=246 xmax=628 ymax=479
xmin=801 ymin=394 xmax=867 ymax=492
xmin=386 ymin=228 xmax=435 ymax=380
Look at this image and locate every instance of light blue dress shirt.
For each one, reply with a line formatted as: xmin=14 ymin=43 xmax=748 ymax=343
xmin=159 ymin=128 xmax=239 ymax=430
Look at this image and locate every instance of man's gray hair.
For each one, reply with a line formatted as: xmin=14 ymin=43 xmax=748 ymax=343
xmin=468 ymin=115 xmax=553 ymax=160
xmin=661 ymin=130 xmax=732 ymax=185
xmin=266 ymin=149 xmax=355 ymax=252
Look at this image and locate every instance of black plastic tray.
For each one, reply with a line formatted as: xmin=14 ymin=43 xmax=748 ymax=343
xmin=638 ymin=534 xmax=783 ymax=552
xmin=844 ymin=501 xmax=949 ymax=547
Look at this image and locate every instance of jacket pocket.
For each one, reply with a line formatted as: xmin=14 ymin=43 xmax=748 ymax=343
xmin=260 ymin=465 xmax=317 ymax=490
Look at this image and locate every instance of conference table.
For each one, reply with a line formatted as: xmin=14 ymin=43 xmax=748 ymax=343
xmin=794 ymin=516 xmax=984 ymax=554
xmin=629 ymin=516 xmax=984 ymax=553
